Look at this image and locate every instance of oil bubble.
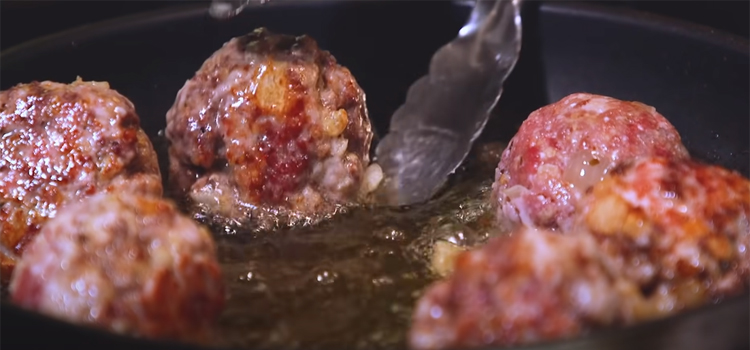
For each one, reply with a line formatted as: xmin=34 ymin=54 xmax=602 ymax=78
xmin=312 ymin=268 xmax=339 ymax=285
xmin=373 ymin=226 xmax=406 ymax=242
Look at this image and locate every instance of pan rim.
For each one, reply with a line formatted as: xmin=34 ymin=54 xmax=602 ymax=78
xmin=0 ymin=0 xmax=357 ymax=65
xmin=3 ymin=294 xmax=747 ymax=350
xmin=538 ymin=1 xmax=749 ymax=55
xmin=1 ymin=0 xmax=748 ymax=63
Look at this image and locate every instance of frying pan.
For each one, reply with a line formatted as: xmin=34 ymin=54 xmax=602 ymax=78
xmin=1 ymin=1 xmax=748 ymax=349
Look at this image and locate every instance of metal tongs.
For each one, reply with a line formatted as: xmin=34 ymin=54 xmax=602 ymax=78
xmin=208 ymin=0 xmax=524 ymax=207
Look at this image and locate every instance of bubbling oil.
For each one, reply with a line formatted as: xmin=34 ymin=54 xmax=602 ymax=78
xmin=0 ymin=131 xmax=502 ymax=349
xmin=158 ymin=132 xmax=506 ymax=349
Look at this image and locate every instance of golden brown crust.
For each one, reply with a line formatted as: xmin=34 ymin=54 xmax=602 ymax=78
xmin=166 ymin=28 xmax=373 ymax=230
xmin=493 ymin=93 xmax=689 ymax=232
xmin=411 ymin=157 xmax=750 ymax=350
xmin=576 ymin=157 xmax=750 ymax=319
xmin=0 ymin=79 xmax=162 ymax=281
xmin=410 ymin=227 xmax=637 ymax=350
xmin=9 ymin=191 xmax=224 ymax=343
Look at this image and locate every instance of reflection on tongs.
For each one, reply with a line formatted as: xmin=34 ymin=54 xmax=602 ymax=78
xmin=208 ymin=0 xmax=275 ymax=19
xmin=374 ymin=0 xmax=523 ymax=206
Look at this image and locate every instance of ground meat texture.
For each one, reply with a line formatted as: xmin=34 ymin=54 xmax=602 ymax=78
xmin=575 ymin=157 xmax=750 ymax=321
xmin=410 ymin=157 xmax=750 ymax=350
xmin=9 ymin=191 xmax=225 ymax=344
xmin=166 ymin=28 xmax=376 ymax=230
xmin=0 ymin=79 xmax=162 ymax=282
xmin=409 ymin=226 xmax=641 ymax=350
xmin=492 ymin=93 xmax=689 ymax=232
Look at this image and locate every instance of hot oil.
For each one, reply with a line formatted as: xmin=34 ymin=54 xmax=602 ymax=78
xmin=168 ymin=135 xmax=507 ymax=350
xmin=0 ymin=131 xmax=503 ymax=349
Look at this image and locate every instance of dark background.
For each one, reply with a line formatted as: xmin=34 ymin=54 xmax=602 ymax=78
xmin=0 ymin=0 xmax=748 ymax=52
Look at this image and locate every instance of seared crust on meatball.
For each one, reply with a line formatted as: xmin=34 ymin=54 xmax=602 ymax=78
xmin=493 ymin=93 xmax=689 ymax=232
xmin=576 ymin=157 xmax=750 ymax=319
xmin=166 ymin=28 xmax=375 ymax=230
xmin=410 ymin=157 xmax=750 ymax=350
xmin=409 ymin=227 xmax=639 ymax=350
xmin=0 ymin=79 xmax=162 ymax=282
xmin=9 ymin=191 xmax=225 ymax=343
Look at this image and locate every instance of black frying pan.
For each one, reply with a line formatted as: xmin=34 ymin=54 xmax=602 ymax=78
xmin=1 ymin=1 xmax=748 ymax=350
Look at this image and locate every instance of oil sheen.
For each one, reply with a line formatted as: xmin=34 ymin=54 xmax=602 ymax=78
xmin=190 ymin=137 xmax=504 ymax=349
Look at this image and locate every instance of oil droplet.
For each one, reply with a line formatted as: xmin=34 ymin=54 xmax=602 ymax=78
xmin=372 ymin=276 xmax=394 ymax=287
xmin=238 ymin=271 xmax=256 ymax=282
xmin=373 ymin=226 xmax=405 ymax=241
xmin=313 ymin=269 xmax=338 ymax=285
xmin=562 ymin=150 xmax=611 ymax=191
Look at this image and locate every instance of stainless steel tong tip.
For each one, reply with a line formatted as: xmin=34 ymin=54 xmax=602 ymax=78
xmin=208 ymin=0 xmax=272 ymax=19
xmin=205 ymin=0 xmax=524 ymax=207
xmin=373 ymin=0 xmax=523 ymax=206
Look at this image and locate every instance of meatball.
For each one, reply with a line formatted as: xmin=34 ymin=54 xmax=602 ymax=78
xmin=575 ymin=156 xmax=750 ymax=320
xmin=492 ymin=93 xmax=689 ymax=232
xmin=0 ymin=79 xmax=162 ymax=282
xmin=9 ymin=191 xmax=225 ymax=343
xmin=409 ymin=157 xmax=750 ymax=350
xmin=409 ymin=226 xmax=640 ymax=350
xmin=166 ymin=28 xmax=378 ymax=230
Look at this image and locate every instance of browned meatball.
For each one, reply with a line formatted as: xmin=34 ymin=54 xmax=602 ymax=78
xmin=166 ymin=28 xmax=379 ymax=230
xmin=493 ymin=93 xmax=689 ymax=232
xmin=575 ymin=156 xmax=750 ymax=319
xmin=0 ymin=79 xmax=162 ymax=282
xmin=409 ymin=226 xmax=640 ymax=350
xmin=9 ymin=191 xmax=225 ymax=344
xmin=410 ymin=157 xmax=750 ymax=350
